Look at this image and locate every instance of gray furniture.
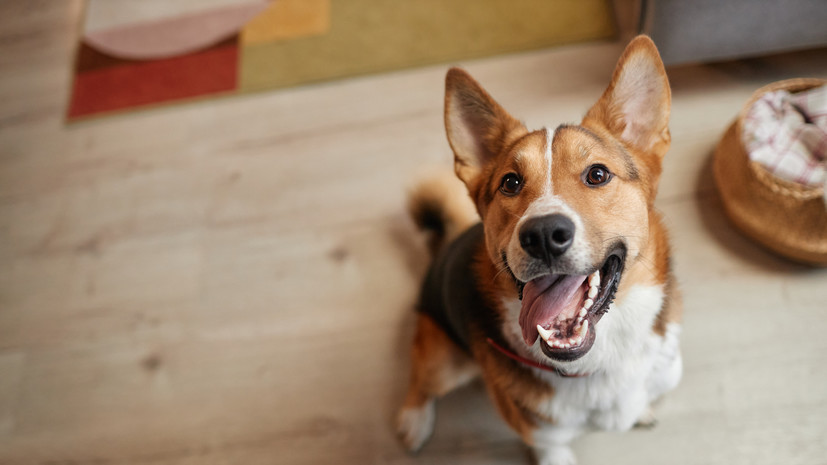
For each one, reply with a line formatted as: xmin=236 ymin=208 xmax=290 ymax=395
xmin=641 ymin=0 xmax=827 ymax=65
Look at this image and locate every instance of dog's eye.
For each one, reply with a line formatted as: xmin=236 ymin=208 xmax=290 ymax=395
xmin=584 ymin=165 xmax=612 ymax=186
xmin=499 ymin=173 xmax=523 ymax=196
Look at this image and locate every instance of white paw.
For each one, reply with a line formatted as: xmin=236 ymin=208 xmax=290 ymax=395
xmin=396 ymin=400 xmax=435 ymax=453
xmin=633 ymin=407 xmax=658 ymax=429
xmin=535 ymin=445 xmax=577 ymax=465
xmin=591 ymin=405 xmax=641 ymax=432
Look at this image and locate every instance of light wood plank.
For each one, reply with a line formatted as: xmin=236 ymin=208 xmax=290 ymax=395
xmin=1 ymin=2 xmax=827 ymax=464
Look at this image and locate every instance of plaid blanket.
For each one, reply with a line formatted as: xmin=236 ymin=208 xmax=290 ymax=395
xmin=743 ymin=84 xmax=827 ymax=191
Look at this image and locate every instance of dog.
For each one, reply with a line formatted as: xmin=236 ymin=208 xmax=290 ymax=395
xmin=396 ymin=36 xmax=683 ymax=465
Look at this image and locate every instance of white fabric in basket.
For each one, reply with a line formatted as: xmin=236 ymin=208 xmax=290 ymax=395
xmin=742 ymin=84 xmax=827 ymax=192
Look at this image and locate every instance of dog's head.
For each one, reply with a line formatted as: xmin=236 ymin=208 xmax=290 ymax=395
xmin=444 ymin=36 xmax=671 ymax=361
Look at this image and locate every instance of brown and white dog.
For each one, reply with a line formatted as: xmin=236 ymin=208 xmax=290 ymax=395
xmin=397 ymin=36 xmax=683 ymax=465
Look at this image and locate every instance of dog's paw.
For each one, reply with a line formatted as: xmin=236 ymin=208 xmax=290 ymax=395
xmin=396 ymin=400 xmax=435 ymax=453
xmin=535 ymin=446 xmax=577 ymax=465
xmin=633 ymin=407 xmax=658 ymax=429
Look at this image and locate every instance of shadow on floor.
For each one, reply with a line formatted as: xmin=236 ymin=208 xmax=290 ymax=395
xmin=693 ymin=150 xmax=815 ymax=274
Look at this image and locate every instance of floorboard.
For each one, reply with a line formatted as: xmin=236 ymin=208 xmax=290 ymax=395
xmin=1 ymin=3 xmax=826 ymax=464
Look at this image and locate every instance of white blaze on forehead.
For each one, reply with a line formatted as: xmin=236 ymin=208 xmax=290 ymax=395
xmin=504 ymin=126 xmax=592 ymax=281
xmin=543 ymin=127 xmax=553 ymax=196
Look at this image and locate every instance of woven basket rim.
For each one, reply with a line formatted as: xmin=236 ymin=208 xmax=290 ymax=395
xmin=734 ymin=77 xmax=827 ymax=201
xmin=715 ymin=121 xmax=827 ymax=265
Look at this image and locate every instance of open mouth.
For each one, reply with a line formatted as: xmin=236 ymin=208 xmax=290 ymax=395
xmin=517 ymin=248 xmax=626 ymax=362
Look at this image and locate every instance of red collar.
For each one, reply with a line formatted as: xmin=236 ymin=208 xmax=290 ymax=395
xmin=486 ymin=338 xmax=590 ymax=378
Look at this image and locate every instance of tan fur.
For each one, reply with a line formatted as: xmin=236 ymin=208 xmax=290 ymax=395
xmin=476 ymin=131 xmax=551 ymax=265
xmin=470 ymin=246 xmax=558 ymax=435
xmin=397 ymin=314 xmax=479 ymax=451
xmin=399 ymin=36 xmax=681 ymax=460
xmin=444 ymin=68 xmax=528 ymax=194
xmin=407 ymin=172 xmax=479 ymax=255
xmin=402 ymin=314 xmax=479 ymax=403
xmin=583 ymin=37 xmax=672 ymax=204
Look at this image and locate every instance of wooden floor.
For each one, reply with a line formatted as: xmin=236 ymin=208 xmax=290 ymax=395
xmin=2 ymin=3 xmax=827 ymax=464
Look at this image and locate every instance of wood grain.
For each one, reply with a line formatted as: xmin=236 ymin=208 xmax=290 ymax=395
xmin=1 ymin=2 xmax=827 ymax=464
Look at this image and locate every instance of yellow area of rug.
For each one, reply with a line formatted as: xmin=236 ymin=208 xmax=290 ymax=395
xmin=239 ymin=0 xmax=615 ymax=91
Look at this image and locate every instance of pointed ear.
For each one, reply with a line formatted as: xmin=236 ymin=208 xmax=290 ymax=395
xmin=444 ymin=68 xmax=526 ymax=187
xmin=585 ymin=35 xmax=671 ymax=158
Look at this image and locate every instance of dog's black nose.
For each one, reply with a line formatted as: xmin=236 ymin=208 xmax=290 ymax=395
xmin=519 ymin=214 xmax=575 ymax=265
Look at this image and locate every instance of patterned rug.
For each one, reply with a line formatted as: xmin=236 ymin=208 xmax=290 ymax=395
xmin=68 ymin=0 xmax=615 ymax=120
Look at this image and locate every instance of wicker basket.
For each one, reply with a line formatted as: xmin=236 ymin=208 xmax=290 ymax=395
xmin=713 ymin=78 xmax=827 ymax=265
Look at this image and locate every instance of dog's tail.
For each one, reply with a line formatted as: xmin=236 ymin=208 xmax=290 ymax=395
xmin=408 ymin=172 xmax=479 ymax=255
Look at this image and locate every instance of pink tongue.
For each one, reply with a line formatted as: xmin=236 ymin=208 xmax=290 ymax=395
xmin=519 ymin=274 xmax=588 ymax=345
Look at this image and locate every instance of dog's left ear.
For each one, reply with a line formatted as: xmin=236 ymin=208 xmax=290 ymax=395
xmin=585 ymin=35 xmax=671 ymax=160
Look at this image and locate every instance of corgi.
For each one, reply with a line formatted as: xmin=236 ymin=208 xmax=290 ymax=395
xmin=397 ymin=36 xmax=683 ymax=465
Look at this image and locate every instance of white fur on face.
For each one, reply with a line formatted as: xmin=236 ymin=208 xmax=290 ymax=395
xmin=543 ymin=127 xmax=553 ymax=196
xmin=505 ymin=194 xmax=593 ymax=282
xmin=504 ymin=128 xmax=595 ymax=282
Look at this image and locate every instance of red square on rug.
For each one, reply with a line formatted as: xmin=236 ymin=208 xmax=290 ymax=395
xmin=68 ymin=37 xmax=239 ymax=119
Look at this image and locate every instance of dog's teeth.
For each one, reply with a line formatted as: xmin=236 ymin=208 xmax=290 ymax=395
xmin=581 ymin=320 xmax=590 ymax=334
xmin=589 ymin=271 xmax=600 ymax=287
xmin=579 ymin=308 xmax=587 ymax=317
xmin=588 ymin=286 xmax=598 ymax=299
xmin=584 ymin=298 xmax=594 ymax=309
xmin=536 ymin=325 xmax=553 ymax=341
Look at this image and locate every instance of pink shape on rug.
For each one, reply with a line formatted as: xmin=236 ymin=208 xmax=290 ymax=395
xmin=84 ymin=1 xmax=269 ymax=60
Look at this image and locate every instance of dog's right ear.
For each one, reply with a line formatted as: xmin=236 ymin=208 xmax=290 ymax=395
xmin=444 ymin=68 xmax=526 ymax=189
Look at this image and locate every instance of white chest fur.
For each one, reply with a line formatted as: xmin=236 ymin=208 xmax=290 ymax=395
xmin=501 ymin=284 xmax=683 ymax=431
